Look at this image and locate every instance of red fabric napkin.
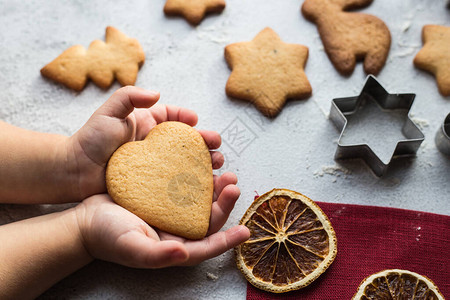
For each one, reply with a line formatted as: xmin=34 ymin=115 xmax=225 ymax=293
xmin=246 ymin=201 xmax=450 ymax=299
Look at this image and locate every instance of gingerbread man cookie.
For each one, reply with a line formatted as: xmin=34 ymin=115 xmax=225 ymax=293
xmin=41 ymin=27 xmax=145 ymax=91
xmin=164 ymin=0 xmax=226 ymax=25
xmin=302 ymin=0 xmax=391 ymax=76
xmin=414 ymin=25 xmax=450 ymax=97
xmin=225 ymin=27 xmax=312 ymax=117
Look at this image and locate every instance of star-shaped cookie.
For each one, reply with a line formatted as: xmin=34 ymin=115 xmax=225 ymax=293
xmin=414 ymin=25 xmax=450 ymax=96
xmin=163 ymin=0 xmax=226 ymax=25
xmin=224 ymin=27 xmax=312 ymax=117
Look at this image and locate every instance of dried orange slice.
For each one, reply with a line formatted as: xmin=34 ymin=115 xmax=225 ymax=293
xmin=235 ymin=188 xmax=337 ymax=293
xmin=353 ymin=269 xmax=445 ymax=300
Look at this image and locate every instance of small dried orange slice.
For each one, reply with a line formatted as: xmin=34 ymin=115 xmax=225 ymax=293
xmin=235 ymin=188 xmax=337 ymax=293
xmin=353 ymin=269 xmax=445 ymax=300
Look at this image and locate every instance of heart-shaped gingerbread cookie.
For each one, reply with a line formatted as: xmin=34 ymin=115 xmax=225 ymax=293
xmin=106 ymin=121 xmax=213 ymax=239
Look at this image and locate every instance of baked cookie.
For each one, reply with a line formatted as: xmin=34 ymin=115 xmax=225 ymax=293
xmin=41 ymin=26 xmax=145 ymax=91
xmin=414 ymin=25 xmax=450 ymax=97
xmin=106 ymin=121 xmax=213 ymax=240
xmin=301 ymin=0 xmax=391 ymax=75
xmin=164 ymin=0 xmax=226 ymax=26
xmin=225 ymin=27 xmax=312 ymax=118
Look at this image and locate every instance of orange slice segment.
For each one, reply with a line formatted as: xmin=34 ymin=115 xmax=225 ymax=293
xmin=353 ymin=269 xmax=445 ymax=300
xmin=235 ymin=188 xmax=337 ymax=293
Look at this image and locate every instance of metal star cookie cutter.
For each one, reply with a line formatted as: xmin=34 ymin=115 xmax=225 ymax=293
xmin=329 ymin=75 xmax=425 ymax=176
xmin=435 ymin=113 xmax=450 ymax=156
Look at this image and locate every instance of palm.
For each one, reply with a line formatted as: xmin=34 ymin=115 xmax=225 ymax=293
xmin=78 ymin=171 xmax=249 ymax=268
xmin=77 ymin=194 xmax=161 ymax=267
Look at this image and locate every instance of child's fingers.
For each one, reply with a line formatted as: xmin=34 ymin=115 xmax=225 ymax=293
xmin=210 ymin=151 xmax=224 ymax=169
xmin=115 ymin=231 xmax=189 ymax=268
xmin=134 ymin=105 xmax=199 ymax=140
xmin=133 ymin=109 xmax=157 ymax=140
xmin=208 ymin=184 xmax=240 ymax=235
xmin=198 ymin=130 xmax=221 ymax=150
xmin=213 ymin=172 xmax=238 ymax=201
xmin=98 ymin=86 xmax=160 ymax=119
xmin=150 ymin=104 xmax=198 ymax=126
xmin=181 ymin=225 xmax=250 ymax=266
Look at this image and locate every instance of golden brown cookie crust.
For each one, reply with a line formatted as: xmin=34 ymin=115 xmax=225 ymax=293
xmin=40 ymin=26 xmax=145 ymax=91
xmin=414 ymin=25 xmax=450 ymax=97
xmin=301 ymin=0 xmax=391 ymax=75
xmin=164 ymin=0 xmax=226 ymax=25
xmin=106 ymin=121 xmax=213 ymax=240
xmin=225 ymin=27 xmax=312 ymax=118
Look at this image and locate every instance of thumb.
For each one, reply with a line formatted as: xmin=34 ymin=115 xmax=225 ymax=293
xmin=97 ymin=86 xmax=160 ymax=120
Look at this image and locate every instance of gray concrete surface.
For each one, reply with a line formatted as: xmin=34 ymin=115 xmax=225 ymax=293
xmin=0 ymin=1 xmax=448 ymax=299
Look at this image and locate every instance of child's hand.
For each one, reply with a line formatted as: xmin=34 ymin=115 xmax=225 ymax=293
xmin=69 ymin=86 xmax=224 ymax=200
xmin=75 ymin=172 xmax=249 ymax=267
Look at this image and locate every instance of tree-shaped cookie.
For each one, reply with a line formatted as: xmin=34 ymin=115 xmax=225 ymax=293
xmin=225 ymin=27 xmax=312 ymax=118
xmin=41 ymin=27 xmax=145 ymax=91
xmin=414 ymin=25 xmax=450 ymax=97
xmin=302 ymin=0 xmax=391 ymax=76
xmin=164 ymin=0 xmax=226 ymax=26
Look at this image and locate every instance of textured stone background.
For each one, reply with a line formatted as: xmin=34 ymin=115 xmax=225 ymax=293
xmin=0 ymin=1 xmax=448 ymax=299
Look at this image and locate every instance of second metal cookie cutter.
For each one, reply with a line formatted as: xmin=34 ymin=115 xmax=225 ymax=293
xmin=329 ymin=75 xmax=425 ymax=176
xmin=435 ymin=113 xmax=450 ymax=156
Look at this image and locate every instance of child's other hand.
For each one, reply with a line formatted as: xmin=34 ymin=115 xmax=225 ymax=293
xmin=75 ymin=172 xmax=249 ymax=267
xmin=69 ymin=86 xmax=224 ymax=200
